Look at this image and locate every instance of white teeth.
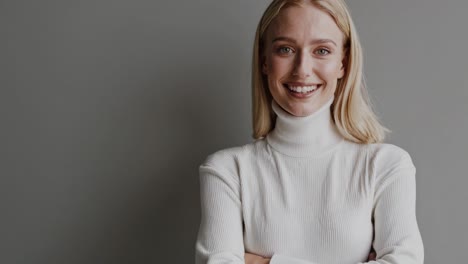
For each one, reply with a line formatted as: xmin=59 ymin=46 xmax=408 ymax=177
xmin=286 ymin=85 xmax=319 ymax=93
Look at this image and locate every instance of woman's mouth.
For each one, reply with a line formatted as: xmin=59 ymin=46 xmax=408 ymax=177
xmin=283 ymin=83 xmax=322 ymax=97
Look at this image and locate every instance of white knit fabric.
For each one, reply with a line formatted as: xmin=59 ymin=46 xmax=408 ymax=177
xmin=195 ymin=97 xmax=424 ymax=264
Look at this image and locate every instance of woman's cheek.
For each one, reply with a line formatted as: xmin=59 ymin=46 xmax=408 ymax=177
xmin=270 ymin=57 xmax=291 ymax=75
xmin=318 ymin=60 xmax=343 ymax=80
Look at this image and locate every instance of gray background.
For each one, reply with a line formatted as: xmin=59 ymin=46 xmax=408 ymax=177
xmin=1 ymin=0 xmax=466 ymax=263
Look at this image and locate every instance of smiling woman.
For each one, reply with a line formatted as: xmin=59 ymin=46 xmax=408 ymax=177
xmin=195 ymin=1 xmax=424 ymax=264
xmin=261 ymin=4 xmax=345 ymax=117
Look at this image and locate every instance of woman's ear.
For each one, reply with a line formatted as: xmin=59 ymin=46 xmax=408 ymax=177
xmin=338 ymin=62 xmax=345 ymax=79
xmin=338 ymin=54 xmax=347 ymax=79
xmin=261 ymin=56 xmax=268 ymax=75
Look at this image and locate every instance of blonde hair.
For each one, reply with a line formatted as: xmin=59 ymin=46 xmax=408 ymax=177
xmin=252 ymin=0 xmax=389 ymax=143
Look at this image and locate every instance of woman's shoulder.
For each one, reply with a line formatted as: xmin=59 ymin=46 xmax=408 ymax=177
xmin=365 ymin=142 xmax=416 ymax=172
xmin=367 ymin=142 xmax=412 ymax=160
xmin=340 ymin=140 xmax=414 ymax=171
xmin=199 ymin=139 xmax=267 ymax=173
xmin=340 ymin=139 xmax=410 ymax=157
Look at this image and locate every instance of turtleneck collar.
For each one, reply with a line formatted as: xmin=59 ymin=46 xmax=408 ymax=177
xmin=266 ymin=97 xmax=344 ymax=157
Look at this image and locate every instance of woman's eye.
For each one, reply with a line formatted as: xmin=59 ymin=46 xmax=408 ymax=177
xmin=315 ymin=48 xmax=330 ymax=55
xmin=277 ymin=47 xmax=293 ymax=54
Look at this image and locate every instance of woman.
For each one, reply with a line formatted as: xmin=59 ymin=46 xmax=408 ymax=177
xmin=195 ymin=0 xmax=424 ymax=263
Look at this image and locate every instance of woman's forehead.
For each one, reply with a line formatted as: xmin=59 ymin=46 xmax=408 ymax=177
xmin=267 ymin=4 xmax=343 ymax=44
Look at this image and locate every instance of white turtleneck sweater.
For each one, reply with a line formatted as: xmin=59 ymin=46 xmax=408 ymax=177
xmin=195 ymin=98 xmax=424 ymax=264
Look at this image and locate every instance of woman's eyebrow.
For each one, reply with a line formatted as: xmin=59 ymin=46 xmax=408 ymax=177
xmin=272 ymin=36 xmax=337 ymax=47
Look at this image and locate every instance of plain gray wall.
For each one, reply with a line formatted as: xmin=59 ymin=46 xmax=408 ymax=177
xmin=1 ymin=0 xmax=466 ymax=263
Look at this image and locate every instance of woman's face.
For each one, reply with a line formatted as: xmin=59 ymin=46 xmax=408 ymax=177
xmin=262 ymin=4 xmax=346 ymax=117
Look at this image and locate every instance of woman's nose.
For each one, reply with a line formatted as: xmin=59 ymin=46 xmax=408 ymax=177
xmin=292 ymin=51 xmax=312 ymax=78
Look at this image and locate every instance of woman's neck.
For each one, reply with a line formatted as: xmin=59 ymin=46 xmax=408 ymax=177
xmin=266 ymin=98 xmax=344 ymax=157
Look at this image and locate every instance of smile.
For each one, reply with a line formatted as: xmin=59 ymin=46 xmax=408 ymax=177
xmin=284 ymin=83 xmax=322 ymax=97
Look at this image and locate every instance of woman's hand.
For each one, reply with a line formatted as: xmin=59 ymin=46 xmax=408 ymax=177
xmin=245 ymin=252 xmax=271 ymax=264
xmin=367 ymin=247 xmax=377 ymax=261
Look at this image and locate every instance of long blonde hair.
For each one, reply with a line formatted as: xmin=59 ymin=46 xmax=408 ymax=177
xmin=252 ymin=0 xmax=389 ymax=143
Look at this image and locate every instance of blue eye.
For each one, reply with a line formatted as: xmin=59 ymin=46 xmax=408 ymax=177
xmin=277 ymin=47 xmax=293 ymax=54
xmin=315 ymin=48 xmax=330 ymax=55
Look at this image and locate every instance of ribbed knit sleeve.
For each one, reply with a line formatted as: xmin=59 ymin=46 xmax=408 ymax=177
xmin=195 ymin=161 xmax=245 ymax=264
xmin=366 ymin=151 xmax=424 ymax=264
